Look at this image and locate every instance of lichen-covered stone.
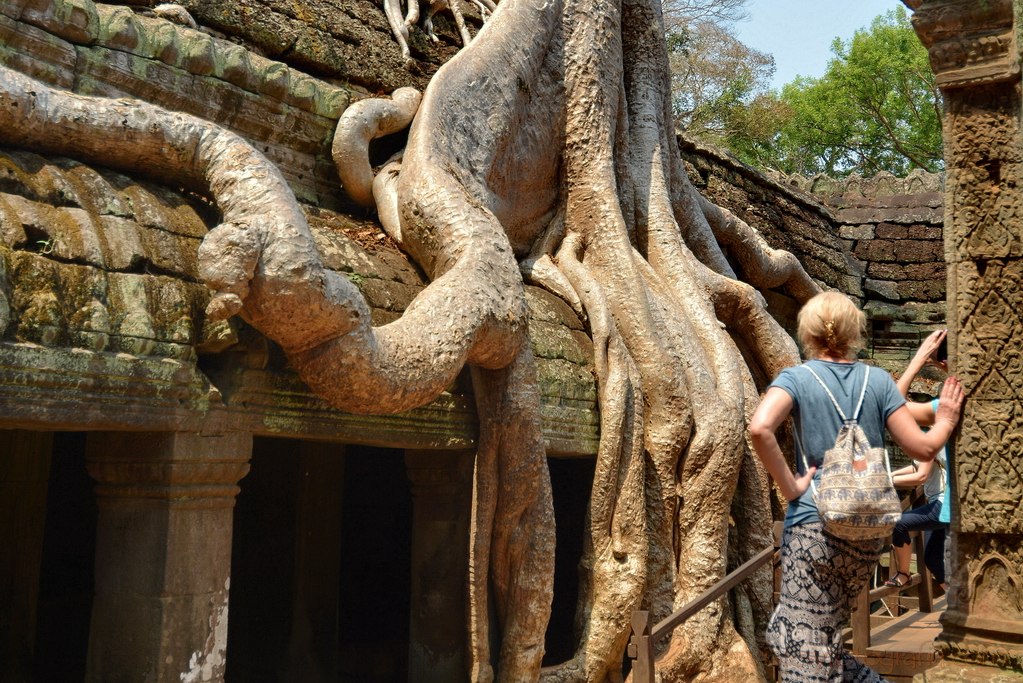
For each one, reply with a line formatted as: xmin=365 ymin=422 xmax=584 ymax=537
xmin=177 ymin=0 xmax=470 ymax=92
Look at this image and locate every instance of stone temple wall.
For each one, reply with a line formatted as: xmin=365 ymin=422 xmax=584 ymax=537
xmin=678 ymin=137 xmax=947 ymax=390
xmin=789 ymin=171 xmax=948 ymax=389
xmin=678 ymin=136 xmax=856 ymax=333
xmin=0 ymin=0 xmax=953 ymax=443
xmin=0 ymin=0 xmax=598 ymax=457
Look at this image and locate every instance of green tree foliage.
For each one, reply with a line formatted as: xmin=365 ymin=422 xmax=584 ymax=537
xmin=768 ymin=6 xmax=942 ymax=176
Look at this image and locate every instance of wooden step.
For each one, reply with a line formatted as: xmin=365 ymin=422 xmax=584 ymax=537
xmin=848 ymin=596 xmax=946 ymax=681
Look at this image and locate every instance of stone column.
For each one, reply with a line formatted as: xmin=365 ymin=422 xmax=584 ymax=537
xmin=913 ymin=1 xmax=1023 ymax=678
xmin=405 ymin=449 xmax=474 ymax=683
xmin=0 ymin=430 xmax=52 ymax=683
xmin=84 ymin=431 xmax=251 ymax=683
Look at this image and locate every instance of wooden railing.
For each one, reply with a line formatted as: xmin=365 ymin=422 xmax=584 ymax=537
xmin=629 ymin=487 xmax=937 ymax=680
xmin=627 ymin=524 xmax=782 ymax=683
xmin=850 ymin=486 xmax=935 ymax=656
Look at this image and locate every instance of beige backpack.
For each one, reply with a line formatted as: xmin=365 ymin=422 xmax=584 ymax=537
xmin=797 ymin=364 xmax=902 ymax=541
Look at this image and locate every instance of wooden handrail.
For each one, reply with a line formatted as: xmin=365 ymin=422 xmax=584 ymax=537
xmin=651 ymin=543 xmax=777 ymax=640
xmin=628 ymin=523 xmax=782 ymax=683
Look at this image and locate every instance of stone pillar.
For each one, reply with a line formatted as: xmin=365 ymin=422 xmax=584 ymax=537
xmin=0 ymin=430 xmax=52 ymax=683
xmin=84 ymin=431 xmax=251 ymax=683
xmin=405 ymin=449 xmax=474 ymax=683
xmin=913 ymin=1 xmax=1023 ymax=678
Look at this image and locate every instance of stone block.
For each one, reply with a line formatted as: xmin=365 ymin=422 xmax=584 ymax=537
xmin=0 ymin=13 xmax=77 ymax=89
xmin=896 ymin=278 xmax=945 ymax=302
xmin=20 ymin=0 xmax=99 ymax=45
xmin=956 ymin=398 xmax=1023 ymax=534
xmin=863 ymin=278 xmax=900 ymax=301
xmin=854 ymin=238 xmax=940 ymax=263
xmin=52 ymin=159 xmax=132 ymax=218
xmin=1 ymin=150 xmax=83 ymax=207
xmin=308 ymin=224 xmax=399 ymax=281
xmin=908 ymin=224 xmax=943 ymax=239
xmin=528 ymin=319 xmax=591 ymax=365
xmin=524 ymin=285 xmax=584 ymax=331
xmin=0 ymin=195 xmax=27 ymax=249
xmin=177 ymin=0 xmax=453 ymax=93
xmin=94 ymin=218 xmax=143 ymax=271
xmin=838 ymin=224 xmax=874 ymax=240
xmin=74 ymin=46 xmax=335 ymax=157
xmin=136 ymin=224 xmax=201 ymax=279
xmin=536 ymin=357 xmax=597 ymax=403
xmin=358 ymin=277 xmax=419 ymax=313
xmin=8 ymin=252 xmax=64 ymax=346
xmin=867 ymin=261 xmax=945 ymax=282
xmin=836 ymin=205 xmax=943 ymax=224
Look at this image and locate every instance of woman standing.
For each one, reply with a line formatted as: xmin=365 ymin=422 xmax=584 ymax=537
xmin=749 ymin=292 xmax=963 ymax=682
xmin=887 ymin=329 xmax=951 ymax=591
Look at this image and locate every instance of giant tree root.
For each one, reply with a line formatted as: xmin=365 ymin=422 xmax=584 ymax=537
xmin=2 ymin=0 xmax=821 ymax=675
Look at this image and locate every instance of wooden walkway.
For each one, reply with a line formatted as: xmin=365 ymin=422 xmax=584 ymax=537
xmin=850 ymin=596 xmax=946 ymax=682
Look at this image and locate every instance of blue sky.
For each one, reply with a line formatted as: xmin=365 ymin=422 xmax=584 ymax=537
xmin=732 ymin=0 xmax=907 ymax=91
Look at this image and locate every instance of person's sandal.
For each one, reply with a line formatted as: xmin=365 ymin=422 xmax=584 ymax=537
xmin=884 ymin=571 xmax=910 ymax=588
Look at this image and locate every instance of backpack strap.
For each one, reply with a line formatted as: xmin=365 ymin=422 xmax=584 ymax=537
xmin=802 ymin=363 xmax=870 ymax=423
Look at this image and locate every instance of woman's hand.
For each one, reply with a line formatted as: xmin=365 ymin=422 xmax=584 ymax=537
xmin=914 ymin=329 xmax=947 ymax=367
xmin=790 ymin=465 xmax=817 ymax=501
xmin=898 ymin=329 xmax=947 ymax=397
xmin=936 ymin=375 xmax=964 ymax=427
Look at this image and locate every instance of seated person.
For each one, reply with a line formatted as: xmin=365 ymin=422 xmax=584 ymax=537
xmin=886 ymin=329 xmax=950 ymax=590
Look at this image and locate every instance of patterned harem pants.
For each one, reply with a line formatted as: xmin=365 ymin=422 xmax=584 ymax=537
xmin=766 ymin=522 xmax=889 ymax=682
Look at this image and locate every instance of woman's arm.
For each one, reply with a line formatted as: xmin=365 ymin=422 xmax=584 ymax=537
xmin=887 ymin=376 xmax=964 ymax=461
xmin=749 ymin=387 xmax=817 ymax=501
xmin=905 ymin=401 xmax=936 ymax=426
xmin=897 ymin=329 xmax=946 ymax=397
xmin=892 ymin=459 xmax=932 ymax=488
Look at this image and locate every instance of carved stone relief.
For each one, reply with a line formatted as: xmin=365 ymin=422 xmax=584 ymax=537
xmin=941 ymin=534 xmax=1023 ymax=669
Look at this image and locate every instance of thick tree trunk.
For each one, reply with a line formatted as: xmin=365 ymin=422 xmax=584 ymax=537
xmin=0 ymin=0 xmax=819 ymax=677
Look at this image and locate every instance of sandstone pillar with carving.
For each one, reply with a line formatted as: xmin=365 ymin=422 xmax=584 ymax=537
xmin=405 ymin=449 xmax=474 ymax=683
xmin=913 ymin=1 xmax=1023 ymax=678
xmin=85 ymin=431 xmax=251 ymax=683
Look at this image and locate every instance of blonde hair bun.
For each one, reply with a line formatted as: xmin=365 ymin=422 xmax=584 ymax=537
xmin=797 ymin=291 xmax=865 ymax=360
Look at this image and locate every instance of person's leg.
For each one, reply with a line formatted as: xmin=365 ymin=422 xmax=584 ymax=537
xmin=925 ymin=526 xmax=948 ymax=586
xmin=768 ymin=523 xmax=844 ymax=682
xmin=887 ymin=502 xmax=941 ymax=586
xmin=829 ymin=532 xmax=889 ymax=682
xmin=888 ymin=543 xmax=912 ymax=586
xmin=767 ymin=523 xmax=888 ymax=683
xmin=888 ymin=512 xmax=915 ymax=586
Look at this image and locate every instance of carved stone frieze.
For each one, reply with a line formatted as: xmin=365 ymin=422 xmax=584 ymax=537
xmin=916 ymin=0 xmax=1023 ymax=675
xmin=912 ymin=0 xmax=1018 ymax=89
xmin=951 ymin=260 xmax=1023 ymax=400
xmin=956 ymin=399 xmax=1023 ymax=534
xmin=939 ymin=534 xmax=1023 ymax=668
xmin=944 ymin=85 xmax=1023 ymax=261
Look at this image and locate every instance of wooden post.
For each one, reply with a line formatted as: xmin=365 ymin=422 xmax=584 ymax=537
xmin=851 ymin=581 xmax=871 ymax=656
xmin=628 ymin=610 xmax=654 ymax=683
xmin=915 ymin=530 xmax=934 ymax=612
